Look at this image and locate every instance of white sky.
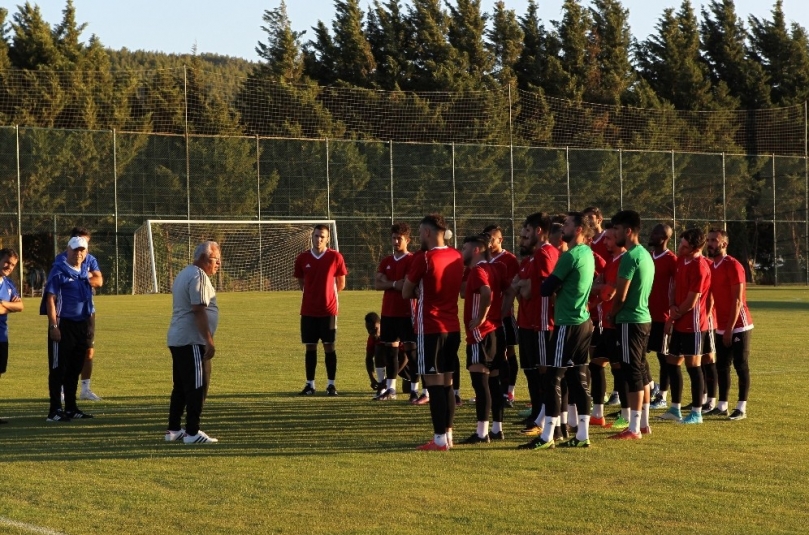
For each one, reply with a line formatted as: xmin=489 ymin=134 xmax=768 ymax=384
xmin=10 ymin=0 xmax=809 ymax=61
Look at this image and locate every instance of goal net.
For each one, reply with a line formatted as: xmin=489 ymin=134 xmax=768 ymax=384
xmin=132 ymin=219 xmax=338 ymax=294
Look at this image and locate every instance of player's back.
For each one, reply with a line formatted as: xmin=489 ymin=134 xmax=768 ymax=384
xmin=415 ymin=247 xmax=463 ymax=334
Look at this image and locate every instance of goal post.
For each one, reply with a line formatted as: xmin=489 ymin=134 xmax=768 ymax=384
xmin=132 ymin=219 xmax=338 ymax=294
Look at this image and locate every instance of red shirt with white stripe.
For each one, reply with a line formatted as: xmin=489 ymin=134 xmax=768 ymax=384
xmin=486 ymin=259 xmax=508 ymax=327
xmin=378 ymin=252 xmax=414 ymax=317
xmin=650 ymin=249 xmax=677 ymax=323
xmin=464 ymin=261 xmax=497 ymax=343
xmin=527 ymin=243 xmax=560 ymax=331
xmin=293 ymin=249 xmax=347 ymax=316
xmin=407 ymin=247 xmax=464 ymax=334
xmin=590 ymin=231 xmax=610 ymax=266
xmin=516 ymin=256 xmax=533 ymax=329
xmin=709 ymin=255 xmax=754 ymax=334
xmin=599 ymin=251 xmax=624 ymax=330
xmin=490 ymin=250 xmax=520 ymax=318
xmin=673 ymin=255 xmax=711 ymax=333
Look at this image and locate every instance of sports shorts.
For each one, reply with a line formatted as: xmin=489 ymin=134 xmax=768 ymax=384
xmin=502 ymin=316 xmax=518 ymax=347
xmin=417 ymin=331 xmax=461 ymax=376
xmin=380 ymin=316 xmax=415 ymax=344
xmin=300 ymin=315 xmax=337 ymax=344
xmin=466 ymin=331 xmax=497 ymax=369
xmin=617 ymin=322 xmax=652 ymax=391
xmin=547 ymin=321 xmax=593 ymax=368
xmin=646 ymin=321 xmax=666 ymax=354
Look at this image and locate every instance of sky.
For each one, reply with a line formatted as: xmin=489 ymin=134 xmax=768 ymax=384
xmin=9 ymin=0 xmax=809 ymax=62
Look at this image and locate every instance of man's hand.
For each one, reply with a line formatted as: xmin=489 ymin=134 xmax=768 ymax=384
xmin=49 ymin=325 xmax=61 ymax=342
xmin=723 ymin=331 xmax=733 ymax=348
xmin=204 ymin=342 xmax=215 ymax=360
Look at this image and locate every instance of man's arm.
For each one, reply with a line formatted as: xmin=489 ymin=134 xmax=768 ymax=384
xmin=88 ymin=270 xmax=103 ymax=289
xmin=669 ymin=291 xmax=699 ymax=321
xmin=468 ymin=286 xmax=491 ymax=330
xmin=335 ymin=275 xmax=346 ymax=292
xmin=193 ymin=304 xmax=215 ymax=359
xmin=296 ymin=277 xmax=304 ymax=291
xmin=0 ymin=295 xmax=22 ymax=314
xmin=540 ymin=274 xmax=563 ymax=297
xmin=723 ymin=284 xmax=743 ymax=347
xmin=608 ymin=277 xmax=631 ymax=323
xmin=375 ymin=272 xmax=394 ymax=291
xmin=402 ymin=277 xmax=417 ymax=300
xmin=46 ymin=293 xmax=60 ymax=341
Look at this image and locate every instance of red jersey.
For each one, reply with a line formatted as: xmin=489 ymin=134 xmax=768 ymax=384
xmin=599 ymin=252 xmax=624 ymax=329
xmin=486 ymin=259 xmax=509 ymax=327
xmin=516 ymin=256 xmax=533 ymax=330
xmin=709 ymin=255 xmax=754 ymax=334
xmin=378 ymin=252 xmax=414 ymax=317
xmin=407 ymin=247 xmax=464 ymax=334
xmin=590 ymin=232 xmax=610 ymax=269
xmin=650 ymin=249 xmax=677 ymax=323
xmin=673 ymin=255 xmax=711 ymax=333
xmin=464 ymin=261 xmax=497 ymax=343
xmin=490 ymin=250 xmax=520 ymax=317
xmin=527 ymin=243 xmax=560 ymax=331
xmin=366 ymin=334 xmax=384 ymax=354
xmin=294 ymin=249 xmax=348 ymax=316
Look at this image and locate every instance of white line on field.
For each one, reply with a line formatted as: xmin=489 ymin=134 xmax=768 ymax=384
xmin=0 ymin=517 xmax=65 ymax=535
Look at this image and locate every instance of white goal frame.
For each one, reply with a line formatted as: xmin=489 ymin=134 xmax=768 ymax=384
xmin=132 ymin=219 xmax=338 ymax=294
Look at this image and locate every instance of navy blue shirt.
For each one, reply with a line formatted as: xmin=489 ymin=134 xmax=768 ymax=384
xmin=44 ymin=261 xmax=95 ymax=321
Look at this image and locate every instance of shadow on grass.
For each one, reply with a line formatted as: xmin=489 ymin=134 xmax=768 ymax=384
xmin=749 ymin=300 xmax=809 ymax=311
xmin=0 ymin=391 xmax=454 ymax=461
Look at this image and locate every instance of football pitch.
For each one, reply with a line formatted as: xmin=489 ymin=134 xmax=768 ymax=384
xmin=0 ymin=288 xmax=807 ymax=534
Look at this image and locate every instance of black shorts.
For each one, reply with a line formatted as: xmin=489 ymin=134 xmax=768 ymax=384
xmin=646 ymin=322 xmax=666 ymax=354
xmin=417 ymin=331 xmax=460 ymax=375
xmin=593 ymin=328 xmax=616 ymax=362
xmin=714 ymin=330 xmax=752 ymax=368
xmin=702 ymin=329 xmax=716 ymax=355
xmin=380 ymin=316 xmax=415 ymax=344
xmin=466 ymin=331 xmax=498 ymax=369
xmin=668 ymin=330 xmax=703 ymax=357
xmin=502 ymin=316 xmax=518 ymax=347
xmin=536 ymin=330 xmax=552 ymax=367
xmin=300 ymin=316 xmax=337 ymax=344
xmin=590 ymin=325 xmax=602 ymax=348
xmin=0 ymin=341 xmax=7 ymax=374
xmin=518 ymin=327 xmax=539 ymax=369
xmin=494 ymin=326 xmax=507 ymax=363
xmin=548 ymin=321 xmax=593 ymax=368
xmin=617 ymin=323 xmax=652 ymax=391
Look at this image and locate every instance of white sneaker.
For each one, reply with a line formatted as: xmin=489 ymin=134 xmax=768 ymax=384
xmin=183 ymin=430 xmax=219 ymax=444
xmin=165 ymin=428 xmax=186 ymax=442
xmin=80 ymin=390 xmax=102 ymax=401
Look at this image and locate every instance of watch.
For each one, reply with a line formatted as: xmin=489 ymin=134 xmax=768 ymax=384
xmin=49 ymin=324 xmax=58 ymax=329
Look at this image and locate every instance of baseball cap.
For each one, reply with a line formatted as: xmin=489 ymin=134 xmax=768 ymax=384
xmin=68 ymin=236 xmax=88 ymax=250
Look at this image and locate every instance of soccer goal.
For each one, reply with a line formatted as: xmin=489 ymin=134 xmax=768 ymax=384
xmin=132 ymin=220 xmax=338 ymax=294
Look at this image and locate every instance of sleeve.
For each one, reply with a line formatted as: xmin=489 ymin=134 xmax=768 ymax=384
xmin=617 ymin=253 xmax=637 ymax=281
xmin=407 ymin=252 xmax=426 ymax=284
xmin=377 ymin=258 xmax=387 ymax=275
xmin=593 ymin=252 xmax=607 ymax=275
xmin=9 ymin=280 xmax=19 ymax=299
xmin=189 ymin=269 xmax=211 ymax=307
xmin=730 ymin=260 xmax=745 ymax=285
xmin=86 ymin=255 xmax=101 ymax=273
xmin=551 ymin=250 xmax=573 ymax=282
xmin=335 ymin=252 xmax=348 ymax=276
xmin=44 ymin=273 xmax=61 ymax=296
xmin=534 ymin=250 xmax=554 ymax=279
xmin=366 ymin=336 xmax=374 ymax=354
xmin=293 ymin=253 xmax=304 ymax=278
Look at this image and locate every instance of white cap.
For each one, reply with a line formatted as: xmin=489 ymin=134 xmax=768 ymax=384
xmin=68 ymin=236 xmax=88 ymax=250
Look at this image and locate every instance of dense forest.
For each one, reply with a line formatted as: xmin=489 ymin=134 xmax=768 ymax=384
xmin=0 ymin=0 xmax=806 ymax=291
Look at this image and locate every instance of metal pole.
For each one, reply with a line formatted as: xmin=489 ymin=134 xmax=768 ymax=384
xmin=325 ymin=138 xmax=331 ymax=220
xmin=113 ymin=129 xmax=119 ymax=295
xmin=805 ymin=101 xmax=808 ymax=284
xmin=15 ymin=126 xmax=23 ymax=290
xmin=184 ymin=66 xmax=191 ymax=261
xmin=257 ymin=135 xmax=263 ymax=292
xmin=452 ymin=143 xmax=457 ymax=243
xmin=566 ymin=147 xmax=571 ymax=211
xmin=508 ymin=84 xmax=516 ymax=251
xmin=619 ymin=149 xmax=623 ymax=209
xmin=390 ymin=141 xmax=395 ymax=224
xmin=671 ymin=150 xmax=677 ymax=240
xmin=722 ymin=152 xmax=727 ymax=229
xmin=773 ymin=155 xmax=778 ymax=286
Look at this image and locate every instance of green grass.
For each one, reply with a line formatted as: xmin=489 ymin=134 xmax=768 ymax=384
xmin=0 ymin=288 xmax=807 ymax=534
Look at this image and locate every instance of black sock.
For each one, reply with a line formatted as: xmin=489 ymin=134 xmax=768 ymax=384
xmin=427 ymin=385 xmax=447 ymax=435
xmin=470 ymin=372 xmax=491 ymax=424
xmin=452 ymin=367 xmax=460 ymax=394
xmin=611 ymin=367 xmax=629 ymax=409
xmin=736 ymin=359 xmax=750 ymax=402
xmin=656 ymin=353 xmax=670 ymax=391
xmin=686 ymin=365 xmax=704 ymax=408
xmin=589 ymin=363 xmax=605 ymax=407
xmin=668 ymin=363 xmax=683 ymax=404
xmin=445 ymin=385 xmax=456 ymax=430
xmin=702 ymin=361 xmax=717 ymax=400
xmin=385 ymin=346 xmax=397 ymax=383
xmin=489 ymin=375 xmax=504 ymax=424
xmin=325 ymin=351 xmax=337 ymax=381
xmin=305 ymin=349 xmax=317 ymax=381
xmin=523 ymin=369 xmax=541 ymax=422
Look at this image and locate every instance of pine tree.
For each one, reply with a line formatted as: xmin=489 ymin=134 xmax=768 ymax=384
xmin=405 ymin=0 xmax=459 ymax=90
xmin=543 ymin=0 xmax=594 ymax=101
xmin=587 ymin=0 xmax=633 ymax=105
xmin=486 ymin=1 xmax=523 ymax=86
xmin=446 ymin=0 xmax=494 ymax=89
xmin=367 ymin=0 xmax=412 ymax=90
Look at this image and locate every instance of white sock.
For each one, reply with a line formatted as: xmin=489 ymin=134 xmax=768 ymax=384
xmin=476 ymin=421 xmax=489 ymax=438
xmin=492 ymin=421 xmax=502 ymax=434
xmin=376 ymin=368 xmax=385 ymax=382
xmin=692 ymin=406 xmax=702 ymax=415
xmin=629 ymin=409 xmax=642 ymax=434
xmin=736 ymin=401 xmax=747 ymax=412
xmin=672 ymin=402 xmax=681 ymax=410
xmin=568 ymin=404 xmax=578 ymax=424
xmin=434 ymin=433 xmax=447 ymax=447
xmin=307 ymin=380 xmax=315 ymax=389
xmin=707 ymin=397 xmax=716 ymax=408
xmin=717 ymin=400 xmax=729 ymax=411
xmin=411 ymin=382 xmax=419 ymax=393
xmin=560 ymin=411 xmax=568 ymax=426
xmin=702 ymin=393 xmax=708 ymax=405
xmin=327 ymin=379 xmax=335 ymax=387
xmin=508 ymin=385 xmax=515 ymax=394
xmin=641 ymin=403 xmax=650 ymax=429
xmin=621 ymin=407 xmax=629 ymax=420
xmin=81 ymin=379 xmax=90 ymax=389
xmin=660 ymin=390 xmax=668 ymax=401
xmin=386 ymin=378 xmax=395 ymax=390
xmin=422 ymin=388 xmax=429 ymax=397
xmin=577 ymin=415 xmax=590 ymax=440
xmin=592 ymin=404 xmax=603 ymax=418
xmin=540 ymin=416 xmax=556 ymax=442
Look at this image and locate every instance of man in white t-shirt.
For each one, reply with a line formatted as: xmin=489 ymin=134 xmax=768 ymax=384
xmin=165 ymin=241 xmax=220 ymax=444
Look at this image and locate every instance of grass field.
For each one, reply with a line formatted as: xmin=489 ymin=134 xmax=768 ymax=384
xmin=0 ymin=288 xmax=807 ymax=534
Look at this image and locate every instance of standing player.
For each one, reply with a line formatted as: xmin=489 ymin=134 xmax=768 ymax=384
xmin=374 ymin=222 xmax=416 ymax=401
xmin=364 ymin=312 xmax=384 ymax=391
xmin=706 ymin=229 xmax=753 ymax=420
xmin=607 ymin=210 xmax=655 ymax=440
xmin=0 ymin=248 xmax=23 ymax=424
xmin=483 ymin=224 xmax=520 ymax=408
xmin=53 ymin=227 xmax=103 ymax=401
xmin=402 ymin=214 xmax=464 ymax=451
xmin=519 ymin=212 xmax=595 ymax=449
xmin=647 ymin=224 xmax=677 ymax=409
xmin=660 ymin=228 xmax=711 ymax=424
xmin=294 ymin=224 xmax=348 ymax=396
xmin=459 ymin=234 xmax=501 ymax=444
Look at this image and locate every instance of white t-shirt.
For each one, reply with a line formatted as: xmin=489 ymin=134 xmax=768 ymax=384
xmin=167 ymin=265 xmax=218 ymax=347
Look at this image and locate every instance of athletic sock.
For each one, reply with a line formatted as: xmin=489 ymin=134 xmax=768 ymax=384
xmin=508 ymin=385 xmax=515 ymax=394
xmin=327 ymin=379 xmax=335 ymax=387
xmin=576 ymin=415 xmax=590 ymax=440
xmin=686 ymin=365 xmax=704 ymax=409
xmin=476 ymin=421 xmax=489 ymax=438
xmin=411 ymin=382 xmax=419 ymax=394
xmin=489 ymin=375 xmax=504 ymax=426
xmin=592 ymin=403 xmax=603 ymax=419
xmin=736 ymin=400 xmax=747 ymax=412
xmin=376 ymin=367 xmax=386 ymax=383
xmin=717 ymin=400 xmax=729 ymax=411
xmin=445 ymin=386 xmax=456 ymax=430
xmin=386 ymin=378 xmax=396 ymax=391
xmin=621 ymin=408 xmax=629 ymax=421
xmin=533 ymin=404 xmax=546 ymax=426
xmin=470 ymin=372 xmax=491 ymax=424
xmin=568 ymin=404 xmax=578 ymax=425
xmin=434 ymin=433 xmax=448 ymax=447
xmin=305 ymin=349 xmax=317 ymax=381
xmin=641 ymin=403 xmax=650 ymax=428
xmin=560 ymin=411 xmax=568 ymax=426
xmin=81 ymin=379 xmax=91 ymax=390
xmin=307 ymin=380 xmax=315 ymax=389
xmin=491 ymin=421 xmax=502 ymax=434
xmin=660 ymin=390 xmax=668 ymax=401
xmin=629 ymin=409 xmax=641 ymax=434
xmin=427 ymin=385 xmax=447 ymax=435
xmin=672 ymin=402 xmax=681 ymax=411
xmin=324 ymin=351 xmax=337 ymax=381
xmin=668 ymin=363 xmax=683 ymax=404
xmin=540 ymin=416 xmax=556 ymax=442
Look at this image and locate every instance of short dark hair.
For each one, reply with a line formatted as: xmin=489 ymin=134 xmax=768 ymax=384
xmin=0 ymin=247 xmax=18 ymax=260
xmin=611 ymin=210 xmax=641 ymax=232
xmin=681 ymin=228 xmax=706 ymax=250
xmin=70 ymin=226 xmax=90 ymax=238
xmin=568 ymin=211 xmax=597 ymax=240
xmin=313 ymin=224 xmax=330 ymax=234
xmin=463 ymin=233 xmax=491 ymax=259
xmin=482 ymin=224 xmax=502 ymax=235
xmin=549 ymin=222 xmax=564 ymax=236
xmin=364 ymin=311 xmax=380 ymax=324
xmin=552 ymin=213 xmax=567 ymax=224
xmin=709 ymin=228 xmax=729 ymax=244
xmin=391 ymin=222 xmax=411 ymax=239
xmin=420 ymin=213 xmax=447 ymax=232
xmin=523 ymin=212 xmax=550 ymax=232
xmin=602 ymin=221 xmax=613 ymax=230
xmin=582 ymin=206 xmax=602 ymax=220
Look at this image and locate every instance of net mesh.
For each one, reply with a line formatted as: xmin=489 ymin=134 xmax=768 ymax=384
xmin=132 ymin=220 xmax=336 ymax=294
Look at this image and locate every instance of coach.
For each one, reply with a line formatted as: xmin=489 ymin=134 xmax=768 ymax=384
xmin=165 ymin=241 xmax=220 ymax=444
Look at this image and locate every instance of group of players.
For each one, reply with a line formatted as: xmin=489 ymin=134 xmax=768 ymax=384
xmin=295 ymin=209 xmax=753 ymax=450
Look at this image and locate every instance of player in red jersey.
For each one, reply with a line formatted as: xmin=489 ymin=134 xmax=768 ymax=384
xmin=483 ymin=224 xmax=521 ymax=408
xmin=403 ymin=214 xmax=464 ymax=451
xmin=293 ymin=224 xmax=348 ymax=396
xmin=659 ymin=228 xmax=710 ymax=424
xmin=584 ymin=207 xmax=610 ymax=264
xmin=647 ymin=224 xmax=677 ymax=409
xmin=706 ymin=229 xmax=753 ymax=420
xmin=374 ymin=222 xmax=416 ymax=401
xmin=364 ymin=312 xmax=384 ymax=390
xmin=459 ymin=234 xmax=503 ymax=444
